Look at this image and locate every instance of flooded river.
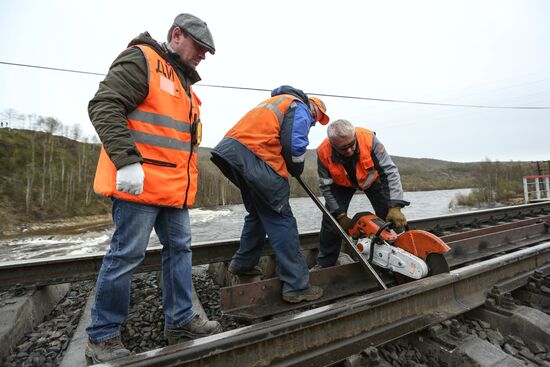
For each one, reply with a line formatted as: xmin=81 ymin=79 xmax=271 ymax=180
xmin=0 ymin=188 xmax=474 ymax=262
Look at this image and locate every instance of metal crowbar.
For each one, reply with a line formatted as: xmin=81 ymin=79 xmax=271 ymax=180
xmin=295 ymin=176 xmax=388 ymax=290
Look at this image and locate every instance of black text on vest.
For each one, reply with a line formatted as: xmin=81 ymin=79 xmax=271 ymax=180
xmin=156 ymin=60 xmax=174 ymax=81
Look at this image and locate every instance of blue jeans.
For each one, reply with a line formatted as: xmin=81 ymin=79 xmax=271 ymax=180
xmin=230 ymin=183 xmax=310 ymax=295
xmin=86 ymin=198 xmax=195 ymax=343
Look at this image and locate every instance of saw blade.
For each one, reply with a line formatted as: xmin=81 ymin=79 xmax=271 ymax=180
xmin=426 ymin=253 xmax=450 ymax=275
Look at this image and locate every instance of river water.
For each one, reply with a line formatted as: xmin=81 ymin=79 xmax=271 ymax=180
xmin=0 ymin=188 xmax=473 ymax=262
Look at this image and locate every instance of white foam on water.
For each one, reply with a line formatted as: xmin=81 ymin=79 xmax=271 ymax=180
xmin=65 ymin=233 xmax=111 ymax=256
xmin=190 ymin=207 xmax=232 ymax=224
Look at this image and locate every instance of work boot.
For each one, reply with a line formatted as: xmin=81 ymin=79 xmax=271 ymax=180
xmin=227 ymin=264 xmax=263 ymax=285
xmin=227 ymin=264 xmax=263 ymax=276
xmin=84 ymin=336 xmax=132 ymax=365
xmin=282 ymin=285 xmax=324 ymax=304
xmin=164 ymin=315 xmax=222 ymax=345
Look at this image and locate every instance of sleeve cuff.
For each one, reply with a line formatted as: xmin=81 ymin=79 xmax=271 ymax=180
xmin=332 ymin=209 xmax=345 ymax=217
xmin=388 ymin=200 xmax=410 ymax=208
xmin=112 ymin=153 xmax=143 ymax=170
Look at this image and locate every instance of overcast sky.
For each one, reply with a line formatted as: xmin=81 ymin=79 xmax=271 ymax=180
xmin=1 ymin=0 xmax=549 ymax=163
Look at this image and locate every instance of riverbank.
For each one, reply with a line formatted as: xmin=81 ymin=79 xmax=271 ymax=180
xmin=0 ymin=214 xmax=112 ymax=239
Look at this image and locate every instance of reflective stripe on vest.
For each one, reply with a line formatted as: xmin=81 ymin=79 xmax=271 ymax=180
xmin=127 ymin=109 xmax=192 ymax=151
xmin=253 ymin=97 xmax=288 ymax=126
xmin=129 ymin=130 xmax=193 ymax=152
xmin=317 ymin=127 xmax=379 ymax=190
xmin=93 ymin=44 xmax=199 ymax=207
xmin=128 ymin=110 xmax=192 ymax=134
xmin=225 ymin=95 xmax=300 ymax=178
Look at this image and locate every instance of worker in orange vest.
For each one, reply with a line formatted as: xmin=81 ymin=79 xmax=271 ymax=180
xmin=315 ymin=119 xmax=409 ymax=268
xmin=86 ymin=13 xmax=220 ymax=364
xmin=211 ymin=85 xmax=328 ymax=304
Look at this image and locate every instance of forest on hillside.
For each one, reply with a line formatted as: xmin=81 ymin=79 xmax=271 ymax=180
xmin=0 ymin=127 xmax=538 ymax=229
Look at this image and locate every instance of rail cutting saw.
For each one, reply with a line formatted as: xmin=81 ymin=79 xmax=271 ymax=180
xmin=347 ymin=212 xmax=450 ymax=280
xmin=296 ymin=176 xmax=449 ymax=289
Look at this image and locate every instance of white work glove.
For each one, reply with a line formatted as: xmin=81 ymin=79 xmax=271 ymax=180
xmin=116 ymin=162 xmax=144 ymax=195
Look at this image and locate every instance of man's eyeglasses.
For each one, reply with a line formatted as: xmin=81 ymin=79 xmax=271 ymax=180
xmin=332 ymin=136 xmax=357 ymax=152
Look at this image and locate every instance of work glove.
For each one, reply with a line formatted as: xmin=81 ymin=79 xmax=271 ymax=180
xmin=336 ymin=213 xmax=352 ymax=231
xmin=386 ymin=207 xmax=407 ymax=228
xmin=116 ymin=162 xmax=144 ymax=195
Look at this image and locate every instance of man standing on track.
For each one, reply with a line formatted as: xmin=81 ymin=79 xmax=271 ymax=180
xmin=85 ymin=13 xmax=220 ymax=364
xmin=211 ymin=85 xmax=329 ymax=304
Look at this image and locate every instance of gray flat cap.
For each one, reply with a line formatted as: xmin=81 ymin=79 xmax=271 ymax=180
xmin=174 ymin=13 xmax=215 ymax=54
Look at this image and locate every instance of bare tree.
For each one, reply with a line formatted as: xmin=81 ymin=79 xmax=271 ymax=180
xmin=25 ymin=113 xmax=38 ymax=130
xmin=38 ymin=116 xmax=61 ymax=135
xmin=65 ymin=169 xmax=72 ymax=208
xmin=85 ymin=182 xmax=94 ymax=205
xmin=60 ymin=157 xmax=65 ymax=194
xmin=2 ymin=109 xmax=24 ymax=128
xmin=71 ymin=123 xmax=82 ymax=141
xmin=34 ymin=117 xmax=61 ymax=205
xmin=25 ymin=135 xmax=36 ymax=214
xmin=40 ymin=138 xmax=47 ymax=207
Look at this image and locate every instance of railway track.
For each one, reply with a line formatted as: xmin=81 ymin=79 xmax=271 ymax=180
xmin=1 ymin=202 xmax=549 ymax=366
xmin=108 ymin=244 xmax=550 ymax=367
xmin=2 ymin=201 xmax=549 ymax=290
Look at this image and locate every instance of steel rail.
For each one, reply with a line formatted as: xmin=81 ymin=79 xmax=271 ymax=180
xmin=219 ymin=219 xmax=550 ymax=320
xmin=0 ymin=234 xmax=321 ymax=290
xmin=441 ymin=215 xmax=550 ymax=242
xmin=408 ymin=201 xmax=550 ymax=234
xmin=99 ymin=242 xmax=550 ymax=367
xmin=1 ymin=203 xmax=549 ymax=290
xmin=446 ymin=220 xmax=550 ymax=267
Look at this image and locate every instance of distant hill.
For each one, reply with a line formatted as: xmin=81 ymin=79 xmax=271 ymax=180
xmin=0 ymin=128 xmax=528 ymax=230
xmin=392 ymin=156 xmax=480 ymax=191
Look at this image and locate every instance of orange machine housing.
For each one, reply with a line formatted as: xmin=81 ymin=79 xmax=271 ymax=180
xmin=348 ymin=212 xmax=450 ymax=260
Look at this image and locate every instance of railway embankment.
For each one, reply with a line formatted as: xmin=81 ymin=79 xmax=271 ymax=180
xmin=1 ymin=203 xmax=549 ymax=366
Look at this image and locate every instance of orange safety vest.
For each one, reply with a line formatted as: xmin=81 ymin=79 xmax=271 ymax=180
xmin=317 ymin=127 xmax=379 ymax=189
xmin=224 ymin=94 xmax=301 ymax=178
xmin=93 ymin=45 xmax=200 ymax=207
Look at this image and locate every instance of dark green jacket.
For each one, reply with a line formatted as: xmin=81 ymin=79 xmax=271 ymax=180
xmin=89 ymin=32 xmax=201 ymax=169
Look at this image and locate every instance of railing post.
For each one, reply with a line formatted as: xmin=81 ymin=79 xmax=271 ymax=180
xmin=523 ymin=177 xmax=529 ymax=204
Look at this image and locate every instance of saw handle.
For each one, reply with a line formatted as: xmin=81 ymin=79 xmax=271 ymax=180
xmin=370 ymin=221 xmax=394 ymax=262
